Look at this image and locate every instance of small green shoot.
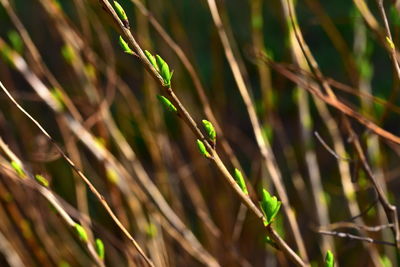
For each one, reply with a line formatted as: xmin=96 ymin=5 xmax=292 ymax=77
xmin=61 ymin=44 xmax=76 ymax=64
xmin=325 ymin=250 xmax=334 ymax=267
xmin=7 ymin=31 xmax=23 ymax=53
xmin=157 ymin=95 xmax=177 ymax=113
xmin=95 ymin=238 xmax=105 ymax=260
xmin=35 ymin=174 xmax=49 ymax=187
xmin=202 ymin=119 xmax=216 ymax=143
xmin=113 ymin=1 xmax=129 ymax=28
xmin=106 ymin=167 xmax=119 ymax=184
xmin=74 ymin=223 xmax=88 ymax=242
xmin=386 ymin=36 xmax=395 ymax=50
xmin=50 ymin=87 xmax=65 ymax=111
xmin=11 ymin=161 xmax=26 ymax=179
xmin=118 ymin=36 xmax=134 ymax=55
xmin=234 ymin=168 xmax=248 ymax=195
xmin=144 ymin=50 xmax=159 ymax=71
xmin=146 ymin=223 xmax=157 ymax=238
xmin=260 ymin=189 xmax=281 ymax=226
xmin=196 ymin=139 xmax=210 ymax=158
xmin=0 ymin=42 xmax=15 ymax=67
xmin=144 ymin=51 xmax=173 ymax=86
xmin=156 ymin=55 xmax=173 ymax=87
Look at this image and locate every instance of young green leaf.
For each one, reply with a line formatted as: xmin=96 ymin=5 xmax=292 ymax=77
xmin=386 ymin=36 xmax=395 ymax=50
xmin=118 ymin=36 xmax=134 ymax=55
xmin=95 ymin=238 xmax=105 ymax=260
xmin=50 ymin=87 xmax=65 ymax=111
xmin=7 ymin=31 xmax=23 ymax=53
xmin=0 ymin=42 xmax=15 ymax=67
xmin=146 ymin=223 xmax=157 ymax=238
xmin=35 ymin=174 xmax=49 ymax=187
xmin=196 ymin=139 xmax=210 ymax=158
xmin=61 ymin=44 xmax=76 ymax=64
xmin=74 ymin=223 xmax=88 ymax=242
xmin=156 ymin=55 xmax=173 ymax=87
xmin=157 ymin=95 xmax=177 ymax=113
xmin=11 ymin=161 xmax=26 ymax=179
xmin=234 ymin=168 xmax=248 ymax=195
xmin=202 ymin=119 xmax=216 ymax=142
xmin=260 ymin=189 xmax=281 ymax=225
xmin=144 ymin=50 xmax=159 ymax=71
xmin=106 ymin=167 xmax=119 ymax=184
xmin=113 ymin=1 xmax=129 ymax=28
xmin=325 ymin=250 xmax=334 ymax=267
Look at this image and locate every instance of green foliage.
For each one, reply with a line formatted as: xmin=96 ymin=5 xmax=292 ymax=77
xmin=95 ymin=238 xmax=105 ymax=260
xmin=325 ymin=250 xmax=334 ymax=267
xmin=157 ymin=95 xmax=177 ymax=113
xmin=0 ymin=42 xmax=15 ymax=67
xmin=74 ymin=223 xmax=88 ymax=242
xmin=144 ymin=51 xmax=173 ymax=86
xmin=118 ymin=36 xmax=134 ymax=55
xmin=35 ymin=174 xmax=49 ymax=187
xmin=234 ymin=168 xmax=248 ymax=195
xmin=113 ymin=1 xmax=129 ymax=28
xmin=11 ymin=161 xmax=26 ymax=179
xmin=202 ymin=119 xmax=216 ymax=143
xmin=155 ymin=55 xmax=173 ymax=87
xmin=260 ymin=189 xmax=281 ymax=225
xmin=7 ymin=31 xmax=23 ymax=53
xmin=106 ymin=167 xmax=119 ymax=184
xmin=50 ymin=87 xmax=65 ymax=111
xmin=58 ymin=261 xmax=70 ymax=267
xmin=380 ymin=255 xmax=392 ymax=267
xmin=144 ymin=50 xmax=159 ymax=71
xmin=61 ymin=44 xmax=76 ymax=64
xmin=196 ymin=139 xmax=210 ymax=158
xmin=146 ymin=223 xmax=157 ymax=238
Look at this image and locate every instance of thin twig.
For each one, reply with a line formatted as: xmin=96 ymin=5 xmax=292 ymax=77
xmin=318 ymin=230 xmax=397 ymax=247
xmin=314 ymin=131 xmax=352 ymax=161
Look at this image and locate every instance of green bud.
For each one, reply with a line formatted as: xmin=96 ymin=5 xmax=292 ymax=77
xmin=0 ymin=41 xmax=16 ymax=67
xmin=74 ymin=223 xmax=88 ymax=242
xmin=50 ymin=87 xmax=65 ymax=111
xmin=260 ymin=189 xmax=281 ymax=225
xmin=11 ymin=161 xmax=26 ymax=179
xmin=61 ymin=44 xmax=76 ymax=64
xmin=144 ymin=50 xmax=159 ymax=71
xmin=119 ymin=36 xmax=133 ymax=55
xmin=35 ymin=174 xmax=49 ymax=187
xmin=157 ymin=95 xmax=177 ymax=113
xmin=7 ymin=31 xmax=23 ymax=53
xmin=58 ymin=261 xmax=70 ymax=267
xmin=196 ymin=139 xmax=210 ymax=158
xmin=146 ymin=223 xmax=157 ymax=238
xmin=113 ymin=1 xmax=129 ymax=28
xmin=95 ymin=238 xmax=105 ymax=260
xmin=325 ymin=250 xmax=334 ymax=267
xmin=106 ymin=167 xmax=119 ymax=184
xmin=386 ymin=36 xmax=395 ymax=50
xmin=234 ymin=169 xmax=248 ymax=195
xmin=156 ymin=55 xmax=173 ymax=87
xmin=202 ymin=119 xmax=216 ymax=142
